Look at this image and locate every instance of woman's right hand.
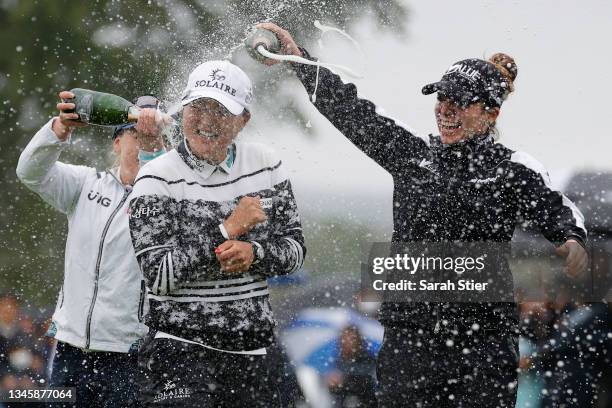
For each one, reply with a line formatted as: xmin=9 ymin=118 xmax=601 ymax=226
xmin=53 ymin=90 xmax=87 ymax=141
xmin=135 ymin=108 xmax=169 ymax=152
xmin=223 ymin=196 xmax=268 ymax=238
xmin=255 ymin=23 xmax=303 ymax=66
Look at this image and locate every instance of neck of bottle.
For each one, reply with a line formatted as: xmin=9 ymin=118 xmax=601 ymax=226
xmin=127 ymin=105 xmax=140 ymax=122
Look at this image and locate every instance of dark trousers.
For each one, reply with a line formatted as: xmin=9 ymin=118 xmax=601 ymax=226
xmin=376 ymin=325 xmax=519 ymax=408
xmin=48 ymin=341 xmax=140 ymax=407
xmin=137 ymin=336 xmax=281 ymax=407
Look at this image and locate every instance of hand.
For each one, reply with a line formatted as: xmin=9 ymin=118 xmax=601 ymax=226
xmin=223 ymin=196 xmax=267 ymax=238
xmin=255 ymin=22 xmax=303 ymax=66
xmin=215 ymin=240 xmax=255 ymax=274
xmin=519 ymin=356 xmax=532 ymax=371
xmin=555 ymin=239 xmax=588 ymax=278
xmin=135 ymin=108 xmax=168 ymax=152
xmin=325 ymin=371 xmax=344 ymax=390
xmin=53 ymin=90 xmax=88 ymax=141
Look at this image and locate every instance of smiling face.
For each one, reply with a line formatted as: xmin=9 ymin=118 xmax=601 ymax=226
xmin=435 ymin=94 xmax=499 ymax=144
xmin=182 ymin=98 xmax=250 ymax=163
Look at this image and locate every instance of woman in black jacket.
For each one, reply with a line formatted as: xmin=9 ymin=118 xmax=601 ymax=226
xmin=258 ymin=23 xmax=588 ymax=407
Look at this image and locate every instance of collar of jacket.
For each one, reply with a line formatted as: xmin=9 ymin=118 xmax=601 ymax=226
xmin=426 ymin=133 xmax=496 ymax=177
xmin=106 ymin=167 xmax=133 ymax=190
xmin=177 ymin=138 xmax=234 ymax=179
xmin=430 ymin=133 xmax=494 ymax=159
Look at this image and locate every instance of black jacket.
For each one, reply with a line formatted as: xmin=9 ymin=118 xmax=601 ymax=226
xmin=293 ymin=53 xmax=587 ymax=329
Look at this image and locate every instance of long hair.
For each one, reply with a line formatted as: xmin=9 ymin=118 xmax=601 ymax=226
xmin=487 ymin=52 xmax=518 ymax=140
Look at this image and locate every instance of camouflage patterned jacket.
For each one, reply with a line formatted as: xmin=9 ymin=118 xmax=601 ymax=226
xmin=129 ymin=139 xmax=305 ymax=351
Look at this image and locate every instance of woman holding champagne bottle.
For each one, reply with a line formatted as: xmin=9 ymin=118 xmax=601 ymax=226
xmin=16 ymin=91 xmax=166 ymax=407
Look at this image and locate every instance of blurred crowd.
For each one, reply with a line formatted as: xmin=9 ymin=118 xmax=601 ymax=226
xmin=279 ymin=297 xmax=611 ymax=407
xmin=517 ymin=300 xmax=611 ymax=407
xmin=0 ymin=294 xmax=53 ymax=397
xmin=0 ymin=292 xmax=610 ymax=407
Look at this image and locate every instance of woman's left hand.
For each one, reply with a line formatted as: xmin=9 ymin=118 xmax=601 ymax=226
xmin=555 ymin=239 xmax=588 ymax=278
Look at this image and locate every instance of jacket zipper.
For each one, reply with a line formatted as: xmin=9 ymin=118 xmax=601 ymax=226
xmin=59 ymin=285 xmax=64 ymax=309
xmin=434 ymin=152 xmax=463 ymax=334
xmin=84 ymin=187 xmax=131 ymax=349
xmin=138 ymin=280 xmax=146 ymax=322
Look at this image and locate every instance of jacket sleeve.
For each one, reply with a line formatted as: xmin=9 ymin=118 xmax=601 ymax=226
xmin=292 ymin=49 xmax=430 ymax=175
xmin=250 ymin=177 xmax=306 ymax=277
xmin=511 ymin=152 xmax=587 ymax=247
xmin=16 ymin=118 xmax=93 ymax=214
xmin=128 ymin=177 xmax=227 ymax=295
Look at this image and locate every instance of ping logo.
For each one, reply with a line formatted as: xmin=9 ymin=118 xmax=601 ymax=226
xmin=87 ymin=190 xmax=111 ymax=207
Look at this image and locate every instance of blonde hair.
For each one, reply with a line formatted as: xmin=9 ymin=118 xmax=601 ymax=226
xmin=490 ymin=53 xmax=518 ymax=99
xmin=487 ymin=52 xmax=518 ymax=139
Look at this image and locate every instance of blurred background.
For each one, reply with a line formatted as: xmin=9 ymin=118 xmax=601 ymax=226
xmin=0 ymin=0 xmax=610 ymax=407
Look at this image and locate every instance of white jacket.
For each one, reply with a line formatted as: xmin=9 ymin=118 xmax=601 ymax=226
xmin=16 ymin=119 xmax=148 ymax=352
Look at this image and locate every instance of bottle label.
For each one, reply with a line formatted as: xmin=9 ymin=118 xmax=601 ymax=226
xmin=77 ymin=93 xmax=93 ymax=123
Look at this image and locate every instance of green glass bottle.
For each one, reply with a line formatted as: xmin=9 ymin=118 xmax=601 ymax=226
xmin=245 ymin=28 xmax=281 ymax=62
xmin=65 ymin=88 xmax=140 ymax=126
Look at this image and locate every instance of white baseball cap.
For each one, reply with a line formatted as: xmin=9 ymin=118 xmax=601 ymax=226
xmin=181 ymin=60 xmax=253 ymax=115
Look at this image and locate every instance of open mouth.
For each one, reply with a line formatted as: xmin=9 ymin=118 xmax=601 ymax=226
xmin=195 ymin=129 xmax=220 ymax=139
xmin=438 ymin=119 xmax=461 ymax=130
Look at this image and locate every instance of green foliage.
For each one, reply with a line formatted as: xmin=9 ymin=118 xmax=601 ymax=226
xmin=303 ymin=216 xmax=387 ymax=276
xmin=0 ymin=0 xmax=407 ymax=306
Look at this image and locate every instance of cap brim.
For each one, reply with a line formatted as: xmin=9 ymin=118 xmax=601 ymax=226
xmin=182 ymin=91 xmax=244 ymax=115
xmin=113 ymin=123 xmax=136 ymax=139
xmin=422 ymin=80 xmax=480 ymax=106
xmin=422 ymin=81 xmax=456 ymax=96
xmin=422 ymin=82 xmax=439 ymax=95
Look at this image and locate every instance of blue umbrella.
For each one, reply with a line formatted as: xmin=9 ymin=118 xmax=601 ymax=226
xmin=282 ymin=307 xmax=384 ymax=375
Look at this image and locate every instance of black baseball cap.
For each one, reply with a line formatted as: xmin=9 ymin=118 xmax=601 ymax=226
xmin=112 ymin=95 xmax=163 ymax=139
xmin=422 ymin=59 xmax=508 ymax=108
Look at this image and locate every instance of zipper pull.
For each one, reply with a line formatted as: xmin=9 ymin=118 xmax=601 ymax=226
xmin=434 ymin=320 xmax=440 ymax=333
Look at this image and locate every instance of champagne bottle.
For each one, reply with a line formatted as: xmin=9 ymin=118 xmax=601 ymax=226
xmin=64 ymin=88 xmax=140 ymax=126
xmin=245 ymin=28 xmax=281 ymax=62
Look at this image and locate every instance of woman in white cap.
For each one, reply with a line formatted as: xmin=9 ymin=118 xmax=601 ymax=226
xmin=257 ymin=23 xmax=588 ymax=408
xmin=129 ymin=60 xmax=305 ymax=407
xmin=16 ymin=93 xmax=166 ymax=407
